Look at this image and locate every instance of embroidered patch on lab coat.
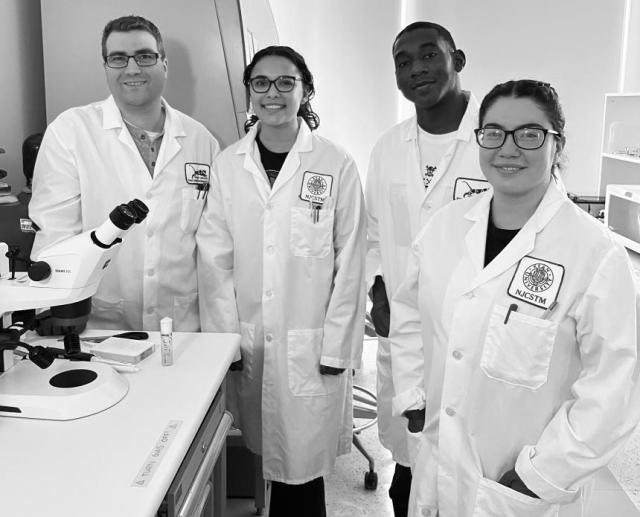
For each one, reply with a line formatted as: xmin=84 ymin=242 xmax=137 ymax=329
xmin=299 ymin=171 xmax=333 ymax=203
xmin=508 ymin=255 xmax=565 ymax=309
xmin=184 ymin=163 xmax=210 ymax=185
xmin=453 ymin=177 xmax=490 ymax=200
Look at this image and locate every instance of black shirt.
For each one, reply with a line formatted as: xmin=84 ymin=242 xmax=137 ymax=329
xmin=256 ymin=136 xmax=288 ymax=188
xmin=484 ymin=213 xmax=520 ymax=267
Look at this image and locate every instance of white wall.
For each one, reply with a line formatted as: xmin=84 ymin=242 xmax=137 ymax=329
xmin=269 ymin=0 xmax=401 ymax=179
xmin=0 ymin=0 xmax=46 ymax=193
xmin=270 ymin=0 xmax=627 ymax=195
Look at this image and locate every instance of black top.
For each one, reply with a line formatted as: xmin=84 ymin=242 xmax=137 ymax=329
xmin=256 ymin=136 xmax=288 ymax=188
xmin=484 ymin=212 xmax=520 ymax=267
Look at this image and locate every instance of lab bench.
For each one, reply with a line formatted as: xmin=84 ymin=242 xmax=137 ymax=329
xmin=0 ymin=331 xmax=239 ymax=517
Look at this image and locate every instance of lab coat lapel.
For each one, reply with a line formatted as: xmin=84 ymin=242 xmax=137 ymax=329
xmin=270 ymin=121 xmax=311 ymax=197
xmin=153 ymin=101 xmax=184 ymax=178
xmin=466 ymin=179 xmax=566 ymax=292
xmin=236 ymin=127 xmax=270 ymax=203
xmin=102 ymin=96 xmax=152 ymax=189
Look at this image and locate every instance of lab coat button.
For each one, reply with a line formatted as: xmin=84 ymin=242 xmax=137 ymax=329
xmin=265 ymin=333 xmax=273 ymax=342
xmin=265 ymin=289 xmax=273 ymax=298
xmin=466 ymin=291 xmax=476 ymax=299
xmin=445 ymin=407 xmax=456 ymax=417
xmin=421 ymin=510 xmax=432 ymax=517
xmin=265 ymin=202 xmax=272 ymax=210
xmin=452 ymin=350 xmax=462 ymax=360
xmin=147 ymin=269 xmax=154 ymax=277
xmin=146 ymin=307 xmax=153 ymax=315
xmin=266 ymin=245 xmax=274 ymax=254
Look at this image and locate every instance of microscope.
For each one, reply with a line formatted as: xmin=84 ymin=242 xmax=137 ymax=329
xmin=0 ymin=199 xmax=148 ymax=420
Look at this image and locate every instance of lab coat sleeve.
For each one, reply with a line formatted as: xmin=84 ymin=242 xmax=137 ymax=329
xmin=29 ymin=122 xmax=82 ymax=257
xmin=196 ymin=160 xmax=240 ymax=359
xmin=516 ymin=246 xmax=640 ymax=504
xmin=365 ymin=144 xmax=382 ymax=290
xmin=390 ymin=241 xmax=426 ymax=416
xmin=320 ymin=156 xmax=366 ymax=370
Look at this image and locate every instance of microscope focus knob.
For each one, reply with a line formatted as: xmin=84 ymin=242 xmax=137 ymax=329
xmin=28 ymin=260 xmax=52 ymax=281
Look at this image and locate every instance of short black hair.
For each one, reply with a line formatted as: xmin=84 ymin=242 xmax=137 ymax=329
xmin=243 ymin=45 xmax=320 ymax=132
xmin=393 ymin=21 xmax=457 ymax=52
xmin=101 ymin=15 xmax=165 ymax=61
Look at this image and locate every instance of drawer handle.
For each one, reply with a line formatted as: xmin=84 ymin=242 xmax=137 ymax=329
xmin=177 ymin=412 xmax=233 ymax=517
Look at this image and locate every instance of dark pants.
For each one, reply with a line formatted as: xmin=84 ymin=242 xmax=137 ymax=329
xmin=269 ymin=477 xmax=326 ymax=517
xmin=389 ymin=463 xmax=412 ymax=517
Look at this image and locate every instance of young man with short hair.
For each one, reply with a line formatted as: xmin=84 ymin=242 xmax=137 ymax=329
xmin=365 ymin=21 xmax=488 ymax=516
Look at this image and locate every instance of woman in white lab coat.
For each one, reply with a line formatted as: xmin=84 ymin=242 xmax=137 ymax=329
xmin=197 ymin=46 xmax=366 ymax=516
xmin=390 ymin=80 xmax=640 ymax=517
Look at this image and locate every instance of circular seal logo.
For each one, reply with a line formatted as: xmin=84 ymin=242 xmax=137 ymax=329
xmin=307 ymin=175 xmax=327 ymax=196
xmin=522 ymin=263 xmax=553 ymax=292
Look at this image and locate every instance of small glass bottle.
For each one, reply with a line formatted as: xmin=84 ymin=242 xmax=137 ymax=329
xmin=160 ymin=317 xmax=173 ymax=366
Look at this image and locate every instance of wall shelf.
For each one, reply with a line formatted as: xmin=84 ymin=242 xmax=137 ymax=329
xmin=599 ymin=93 xmax=640 ymax=194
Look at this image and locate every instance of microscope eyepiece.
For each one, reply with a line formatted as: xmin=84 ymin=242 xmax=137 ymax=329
xmin=126 ymin=199 xmax=149 ymax=224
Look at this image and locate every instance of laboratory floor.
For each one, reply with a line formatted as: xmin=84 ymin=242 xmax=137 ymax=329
xmin=227 ymin=337 xmax=640 ymax=517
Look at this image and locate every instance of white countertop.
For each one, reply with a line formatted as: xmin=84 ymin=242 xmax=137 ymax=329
xmin=0 ymin=331 xmax=240 ymax=517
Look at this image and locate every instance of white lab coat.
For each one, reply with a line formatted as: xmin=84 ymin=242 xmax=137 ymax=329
xmin=390 ymin=178 xmax=640 ymax=517
xmin=365 ymin=92 xmax=487 ymax=466
xmin=197 ymin=121 xmax=366 ymax=483
xmin=30 ymin=96 xmax=220 ymax=331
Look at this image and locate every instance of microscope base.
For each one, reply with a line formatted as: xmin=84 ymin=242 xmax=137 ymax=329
xmin=0 ymin=360 xmax=128 ymax=420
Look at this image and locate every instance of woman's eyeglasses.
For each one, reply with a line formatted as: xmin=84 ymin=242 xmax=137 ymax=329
xmin=248 ymin=75 xmax=302 ymax=93
xmin=475 ymin=127 xmax=560 ymax=150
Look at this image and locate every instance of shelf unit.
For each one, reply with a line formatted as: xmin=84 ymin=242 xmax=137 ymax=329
xmin=598 ymin=93 xmax=640 ymax=195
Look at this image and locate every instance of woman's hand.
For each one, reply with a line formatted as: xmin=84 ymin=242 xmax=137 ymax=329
xmin=498 ymin=468 xmax=540 ymax=498
xmin=320 ymin=365 xmax=345 ymax=375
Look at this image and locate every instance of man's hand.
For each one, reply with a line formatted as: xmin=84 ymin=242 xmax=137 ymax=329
xmin=498 ymin=468 xmax=540 ymax=499
xmin=404 ymin=408 xmax=425 ymax=433
xmin=320 ymin=365 xmax=346 ymax=375
xmin=369 ymin=275 xmax=390 ymax=337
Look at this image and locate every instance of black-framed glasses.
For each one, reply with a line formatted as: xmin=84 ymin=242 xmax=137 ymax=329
xmin=105 ymin=53 xmax=161 ymax=69
xmin=475 ymin=127 xmax=560 ymax=150
xmin=248 ymin=75 xmax=302 ymax=93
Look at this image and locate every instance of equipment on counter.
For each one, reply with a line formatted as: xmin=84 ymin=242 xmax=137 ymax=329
xmin=0 ymin=198 xmax=149 ymax=420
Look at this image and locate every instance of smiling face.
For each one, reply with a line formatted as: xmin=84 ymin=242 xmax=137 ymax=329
xmin=104 ymin=30 xmax=167 ymax=111
xmin=393 ymin=27 xmax=462 ymax=109
xmin=479 ymin=96 xmax=559 ymax=200
xmin=249 ymin=55 xmax=307 ymax=133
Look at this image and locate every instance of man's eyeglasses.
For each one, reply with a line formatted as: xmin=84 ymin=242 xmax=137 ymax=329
xmin=475 ymin=127 xmax=560 ymax=150
xmin=105 ymin=53 xmax=161 ymax=69
xmin=248 ymin=75 xmax=302 ymax=93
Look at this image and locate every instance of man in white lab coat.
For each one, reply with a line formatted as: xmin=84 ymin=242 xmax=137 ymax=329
xmin=30 ymin=15 xmax=219 ymax=331
xmin=365 ymin=21 xmax=487 ymax=515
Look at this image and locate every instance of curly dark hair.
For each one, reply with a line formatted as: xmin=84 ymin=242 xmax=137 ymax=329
xmin=243 ymin=45 xmax=320 ymax=132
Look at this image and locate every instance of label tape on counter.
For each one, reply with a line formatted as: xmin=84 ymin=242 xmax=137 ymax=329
xmin=131 ymin=420 xmax=183 ymax=488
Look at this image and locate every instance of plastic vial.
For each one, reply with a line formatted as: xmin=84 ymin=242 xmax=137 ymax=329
xmin=160 ymin=317 xmax=173 ymax=366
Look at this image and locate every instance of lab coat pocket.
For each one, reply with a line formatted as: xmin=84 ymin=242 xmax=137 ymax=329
xmin=481 ymin=305 xmax=558 ymax=389
xmin=173 ymin=292 xmax=199 ymax=331
xmin=289 ymin=206 xmax=334 ymax=258
xmin=288 ymin=329 xmax=339 ymax=397
xmin=239 ymin=322 xmax=256 ymax=379
xmin=180 ymin=187 xmax=205 ymax=233
xmin=389 ymin=184 xmax=411 ymax=246
xmin=472 ymin=477 xmax=558 ymax=517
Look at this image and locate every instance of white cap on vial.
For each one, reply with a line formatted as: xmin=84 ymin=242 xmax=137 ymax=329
xmin=160 ymin=317 xmax=173 ymax=334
